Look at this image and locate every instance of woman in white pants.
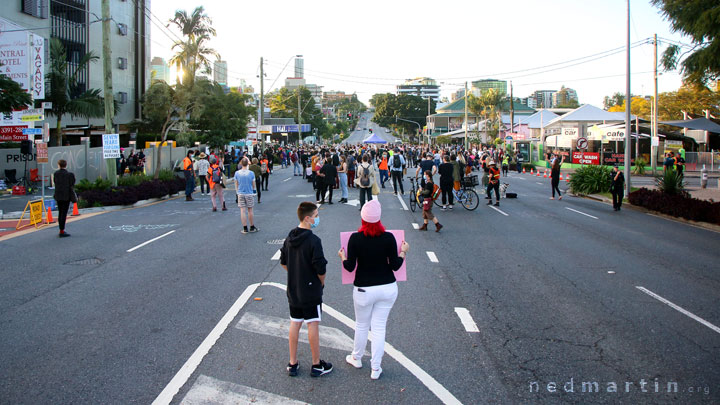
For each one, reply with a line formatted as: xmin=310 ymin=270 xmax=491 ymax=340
xmin=338 ymin=199 xmax=409 ymax=379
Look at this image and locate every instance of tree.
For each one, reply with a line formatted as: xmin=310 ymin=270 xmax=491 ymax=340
xmin=370 ymin=93 xmax=434 ymax=139
xmin=657 ymin=85 xmax=720 ymax=120
xmin=0 ymin=70 xmax=32 ymax=114
xmin=651 ymin=0 xmax=720 ymax=86
xmin=468 ymin=89 xmax=504 ymax=141
xmin=168 ymin=7 xmax=219 ymax=91
xmin=608 ymin=96 xmax=652 ymax=119
xmin=45 ymin=38 xmax=105 ymax=146
xmin=190 ymin=80 xmax=254 ymax=148
xmin=603 ymin=92 xmax=625 ymax=110
xmin=267 ymin=87 xmax=324 ymax=143
xmin=142 ymin=81 xmax=187 ymax=178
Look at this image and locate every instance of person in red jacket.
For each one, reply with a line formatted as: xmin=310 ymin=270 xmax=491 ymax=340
xmin=486 ymin=160 xmax=501 ymax=207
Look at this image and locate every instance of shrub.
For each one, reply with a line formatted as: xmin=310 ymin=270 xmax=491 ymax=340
xmin=569 ymin=165 xmax=612 ymax=195
xmin=75 ymin=177 xmax=113 ymax=192
xmin=118 ymin=174 xmax=151 ymax=187
xmin=629 ymin=188 xmax=720 ymax=224
xmin=632 ymin=157 xmax=647 ymax=175
xmin=157 ymin=169 xmax=177 ymax=181
xmin=655 ymin=169 xmax=686 ymax=196
xmin=78 ymin=176 xmax=185 ymax=207
xmin=522 ymin=163 xmax=535 ymax=171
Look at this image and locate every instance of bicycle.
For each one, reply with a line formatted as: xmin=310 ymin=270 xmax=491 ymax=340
xmin=451 ymin=175 xmax=480 ymax=211
xmin=407 ymin=176 xmax=420 ymax=212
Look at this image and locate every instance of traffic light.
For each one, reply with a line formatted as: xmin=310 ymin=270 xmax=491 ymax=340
xmin=347 ymin=113 xmax=353 ymax=120
xmin=368 ymin=128 xmax=372 ymax=134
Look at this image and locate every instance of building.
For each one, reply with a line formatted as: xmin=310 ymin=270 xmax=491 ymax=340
xmin=396 ymin=77 xmax=440 ymax=101
xmin=552 ymin=86 xmax=579 ymax=107
xmin=151 ymin=57 xmax=170 ymax=83
xmin=533 ymin=90 xmax=557 ymax=109
xmin=471 ymin=79 xmax=507 ymax=97
xmin=284 ymin=78 xmax=323 ymax=104
xmin=213 ymin=60 xmax=228 ymax=85
xmin=451 ymin=89 xmax=465 ymax=102
xmin=1 ymin=0 xmax=151 ymax=144
xmin=295 ymin=57 xmax=304 ymax=78
xmin=323 ymin=91 xmax=354 ymax=103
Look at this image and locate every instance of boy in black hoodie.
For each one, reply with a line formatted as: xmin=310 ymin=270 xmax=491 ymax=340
xmin=280 ymin=202 xmax=332 ymax=377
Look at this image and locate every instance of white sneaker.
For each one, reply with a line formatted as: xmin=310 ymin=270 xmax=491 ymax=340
xmin=371 ymin=367 xmax=382 ymax=380
xmin=346 ymin=354 xmax=362 ymax=369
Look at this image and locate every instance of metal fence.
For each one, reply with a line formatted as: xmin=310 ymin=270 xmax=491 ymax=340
xmin=683 ymin=152 xmax=720 ymax=172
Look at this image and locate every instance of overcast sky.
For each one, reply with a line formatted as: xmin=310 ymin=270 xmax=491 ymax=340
xmin=149 ymin=0 xmax=690 ymax=107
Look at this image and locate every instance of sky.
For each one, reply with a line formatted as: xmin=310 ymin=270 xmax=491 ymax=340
xmin=149 ymin=0 xmax=691 ymax=107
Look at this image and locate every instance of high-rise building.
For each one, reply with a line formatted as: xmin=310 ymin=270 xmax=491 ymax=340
xmin=396 ymin=77 xmax=440 ymax=100
xmin=552 ymin=86 xmax=578 ymax=107
xmin=471 ymin=79 xmax=507 ymax=96
xmin=532 ymin=90 xmax=557 ymax=108
xmin=151 ymin=57 xmax=170 ymax=83
xmin=295 ymin=57 xmax=304 ymax=78
xmin=213 ymin=60 xmax=228 ymax=85
xmin=451 ymin=89 xmax=465 ymax=102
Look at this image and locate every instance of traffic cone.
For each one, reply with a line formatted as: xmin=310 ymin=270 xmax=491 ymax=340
xmin=46 ymin=207 xmax=54 ymax=223
xmin=566 ymin=174 xmax=571 ymax=183
xmin=523 ymin=168 xmax=526 ymax=174
xmin=543 ymin=171 xmax=547 ymax=178
xmin=559 ymin=174 xmax=563 ymax=180
xmin=530 ymin=168 xmax=534 ymax=174
xmin=72 ymin=202 xmax=79 ymax=216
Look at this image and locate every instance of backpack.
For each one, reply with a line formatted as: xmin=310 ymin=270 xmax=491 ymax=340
xmin=359 ymin=164 xmax=371 ymax=187
xmin=392 ymin=155 xmax=402 ymax=169
xmin=261 ymin=161 xmax=268 ymax=173
xmin=431 ymin=184 xmax=441 ymax=200
xmin=211 ymin=165 xmax=222 ymax=183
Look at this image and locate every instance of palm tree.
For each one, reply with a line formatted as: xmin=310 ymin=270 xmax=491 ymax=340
xmin=45 ymin=39 xmax=104 ymax=146
xmin=168 ymin=6 xmax=216 ymax=41
xmin=168 ymin=7 xmax=219 ymax=91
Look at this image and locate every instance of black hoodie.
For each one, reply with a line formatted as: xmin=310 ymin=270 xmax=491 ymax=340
xmin=280 ymin=227 xmax=328 ymax=307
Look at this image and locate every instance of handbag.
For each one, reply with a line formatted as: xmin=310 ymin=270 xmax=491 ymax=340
xmin=371 ymin=180 xmax=380 ymax=195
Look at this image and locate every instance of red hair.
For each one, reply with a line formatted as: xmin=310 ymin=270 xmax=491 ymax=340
xmin=357 ymin=219 xmax=386 ymax=237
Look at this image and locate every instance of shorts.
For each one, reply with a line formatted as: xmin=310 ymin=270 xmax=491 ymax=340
xmin=237 ymin=193 xmax=255 ymax=208
xmin=289 ymin=304 xmax=322 ymax=323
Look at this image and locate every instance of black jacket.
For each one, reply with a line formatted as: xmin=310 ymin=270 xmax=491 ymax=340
xmin=281 ymin=228 xmax=327 ymax=307
xmin=342 ymin=232 xmax=404 ymax=287
xmin=53 ymin=169 xmax=76 ymax=202
xmin=320 ymin=163 xmax=337 ymax=185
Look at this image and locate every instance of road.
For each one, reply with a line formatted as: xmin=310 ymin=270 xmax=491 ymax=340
xmin=1 ymin=164 xmax=718 ymax=404
xmin=343 ymin=112 xmax=399 ymax=144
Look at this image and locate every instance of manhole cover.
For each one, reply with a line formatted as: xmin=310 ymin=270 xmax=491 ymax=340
xmin=266 ymin=239 xmax=285 ymax=245
xmin=65 ymin=257 xmax=105 ymax=265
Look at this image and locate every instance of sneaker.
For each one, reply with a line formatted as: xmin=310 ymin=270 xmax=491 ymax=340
xmin=241 ymin=227 xmax=248 ymax=234
xmin=550 ymin=197 xmax=554 ymax=200
xmin=287 ymin=363 xmax=299 ymax=377
xmin=441 ymin=206 xmax=447 ymax=211
xmin=346 ymin=354 xmax=362 ymax=369
xmin=212 ymin=207 xmax=217 ymax=212
xmin=494 ymin=202 xmax=500 ymax=207
xmin=311 ymin=360 xmax=333 ymax=377
xmin=59 ymin=232 xmax=71 ymax=238
xmin=371 ymin=367 xmax=382 ymax=380
xmin=487 ymin=201 xmax=492 ymax=205
xmin=249 ymin=226 xmax=258 ymax=233
xmin=448 ymin=205 xmax=454 ymax=210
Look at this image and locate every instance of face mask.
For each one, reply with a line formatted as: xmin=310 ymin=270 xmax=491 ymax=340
xmin=311 ymin=216 xmax=320 ymax=229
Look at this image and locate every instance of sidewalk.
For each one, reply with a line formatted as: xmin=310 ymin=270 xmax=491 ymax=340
xmin=0 ymin=187 xmax=53 ymax=217
xmin=530 ymin=164 xmax=720 ymax=179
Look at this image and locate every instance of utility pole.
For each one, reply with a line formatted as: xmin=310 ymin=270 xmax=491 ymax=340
xmin=652 ymin=34 xmax=658 ymax=175
xmin=427 ymin=96 xmax=431 ymax=146
xmin=464 ymin=81 xmax=469 ymax=150
xmin=259 ymin=57 xmax=264 ymax=151
xmin=298 ymin=87 xmax=302 ymax=145
xmin=102 ymin=0 xmax=117 ymax=185
xmin=510 ymin=81 xmax=514 ymax=142
xmin=624 ymin=0 xmax=632 ymax=194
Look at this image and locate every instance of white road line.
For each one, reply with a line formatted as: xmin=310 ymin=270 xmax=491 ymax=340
xmin=181 ymin=375 xmax=306 ymax=404
xmin=535 ymin=182 xmax=543 ymax=185
xmin=126 ymin=230 xmax=175 ymax=253
xmin=636 ymin=286 xmax=720 ymax=335
xmin=565 ymin=207 xmax=598 ymax=219
xmin=283 ymin=177 xmax=291 ymax=182
xmin=454 ymin=307 xmax=480 ymax=333
xmin=270 ymin=249 xmax=281 ymax=260
xmin=153 ymin=282 xmax=463 ymax=405
xmin=397 ymin=192 xmax=409 ymax=211
xmin=412 ymin=223 xmax=419 ymax=229
xmin=426 ymin=251 xmax=439 ymax=263
xmin=489 ymin=205 xmax=509 ymax=216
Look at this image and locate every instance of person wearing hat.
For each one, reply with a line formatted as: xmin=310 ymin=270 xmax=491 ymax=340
xmin=610 ymin=165 xmax=625 ymax=211
xmin=339 ymin=200 xmax=409 ymax=380
xmin=195 ymin=152 xmax=210 ymax=195
xmin=486 ymin=160 xmax=501 ymax=206
xmin=207 ymin=156 xmax=226 ymax=211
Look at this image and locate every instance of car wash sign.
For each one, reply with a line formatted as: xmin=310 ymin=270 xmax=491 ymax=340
xmin=0 ymin=17 xmax=45 ymax=99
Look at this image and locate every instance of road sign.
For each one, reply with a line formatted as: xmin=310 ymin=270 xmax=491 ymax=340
xmin=36 ymin=142 xmax=48 ymax=163
xmin=577 ymin=137 xmax=588 ymax=150
xmin=102 ymin=134 xmax=121 ymax=159
xmin=42 ymin=102 xmax=52 ymax=110
xmin=20 ymin=108 xmax=44 ymax=122
xmin=22 ymin=128 xmax=42 ymax=135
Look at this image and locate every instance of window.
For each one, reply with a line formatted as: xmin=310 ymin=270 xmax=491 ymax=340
xmin=21 ymin=0 xmax=48 ymax=19
xmin=117 ymin=92 xmax=128 ymax=104
xmin=118 ymin=57 xmax=127 ymax=70
xmin=118 ymin=23 xmax=127 ymax=36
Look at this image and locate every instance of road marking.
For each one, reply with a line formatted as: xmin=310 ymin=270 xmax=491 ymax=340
xmin=412 ymin=223 xmax=419 ymax=229
xmin=283 ymin=177 xmax=291 ymax=182
xmin=565 ymin=207 xmax=598 ymax=219
xmin=489 ymin=205 xmax=509 ymax=216
xmin=426 ymin=251 xmax=439 ymax=263
xmin=515 ymin=177 xmax=526 ymax=180
xmin=270 ymin=249 xmax=281 ymax=260
xmin=153 ymin=282 xmax=463 ymax=405
xmin=397 ymin=192 xmax=409 ymax=211
xmin=181 ymin=375 xmax=307 ymax=405
xmin=454 ymin=307 xmax=480 ymax=333
xmin=535 ymin=182 xmax=543 ymax=185
xmin=235 ymin=312 xmax=367 ymax=354
xmin=127 ymin=230 xmax=176 ymax=253
xmin=636 ymin=286 xmax=720 ymax=335
xmin=110 ymin=224 xmax=179 ymax=233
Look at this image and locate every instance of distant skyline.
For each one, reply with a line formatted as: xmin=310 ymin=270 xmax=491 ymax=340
xmin=150 ymin=0 xmax=690 ymax=107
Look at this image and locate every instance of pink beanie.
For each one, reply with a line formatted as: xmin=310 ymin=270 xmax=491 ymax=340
xmin=361 ymin=199 xmax=382 ymax=223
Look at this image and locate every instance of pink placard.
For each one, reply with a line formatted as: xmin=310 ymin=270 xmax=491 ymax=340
xmin=340 ymin=230 xmax=407 ymax=284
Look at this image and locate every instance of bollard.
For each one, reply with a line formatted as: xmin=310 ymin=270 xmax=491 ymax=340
xmin=701 ymin=164 xmax=708 ymax=189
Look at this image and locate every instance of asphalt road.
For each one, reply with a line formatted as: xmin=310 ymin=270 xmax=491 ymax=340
xmin=1 ymin=164 xmax=718 ymax=404
xmin=343 ymin=112 xmax=398 ymax=144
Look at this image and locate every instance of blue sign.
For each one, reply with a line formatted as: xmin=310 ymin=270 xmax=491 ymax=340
xmin=272 ymin=124 xmax=311 ymax=133
xmin=22 ymin=128 xmax=42 ymax=135
xmin=505 ymin=136 xmax=513 ymax=141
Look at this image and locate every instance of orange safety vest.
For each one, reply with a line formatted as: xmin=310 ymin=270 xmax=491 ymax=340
xmin=183 ymin=157 xmax=193 ymax=172
xmin=379 ymin=158 xmax=388 ymax=171
xmin=207 ymin=163 xmax=220 ymax=188
xmin=489 ymin=167 xmax=500 ymax=184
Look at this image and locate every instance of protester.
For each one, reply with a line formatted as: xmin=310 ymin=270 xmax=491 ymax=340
xmin=347 ymin=151 xmax=357 ymax=188
xmin=207 ymin=156 xmax=226 ymax=211
xmin=319 ymin=153 xmax=337 ymax=204
xmin=550 ymin=155 xmax=563 ymax=200
xmin=438 ymin=155 xmax=454 ymax=211
xmin=356 ymin=154 xmax=375 ymax=208
xmin=292 ymin=149 xmax=302 ymax=176
xmin=389 ymin=149 xmax=405 ymax=195
xmin=502 ymin=155 xmax=509 ymax=177
xmin=338 ymin=155 xmax=349 ymax=204
xmin=338 ymin=200 xmax=409 ymax=380
xmin=183 ymin=150 xmax=195 ymax=201
xmin=249 ymin=158 xmax=263 ymax=204
xmin=281 ymin=201 xmax=332 ymax=377
xmin=610 ymin=165 xmax=625 ymax=211
xmin=378 ymin=152 xmax=389 ymax=188
xmin=234 ymin=157 xmax=258 ymax=233
xmin=486 ymin=160 xmax=501 ymax=207
xmin=314 ymin=155 xmax=325 ymax=204
xmin=259 ymin=155 xmax=271 ymax=191
xmin=419 ymin=170 xmax=443 ymax=232
xmin=195 ymin=152 xmax=210 ymax=195
xmin=416 ymin=153 xmax=436 ymax=187
xmin=53 ymin=159 xmax=76 ymax=238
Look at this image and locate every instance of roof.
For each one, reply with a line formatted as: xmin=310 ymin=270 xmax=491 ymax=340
xmin=363 ymin=133 xmax=388 ymax=143
xmin=436 ymin=97 xmax=536 ymax=114
xmin=546 ymin=104 xmax=632 ymax=126
xmin=437 ymin=97 xmax=466 ymax=113
xmin=517 ymin=109 xmax=560 ymax=129
xmin=661 ymin=117 xmax=720 ymax=133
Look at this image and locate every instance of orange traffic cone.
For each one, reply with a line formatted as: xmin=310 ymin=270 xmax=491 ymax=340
xmin=523 ymin=168 xmax=526 ymax=174
xmin=46 ymin=207 xmax=54 ymax=223
xmin=566 ymin=174 xmax=571 ymax=183
xmin=543 ymin=171 xmax=548 ymax=178
xmin=72 ymin=202 xmax=79 ymax=216
xmin=559 ymin=174 xmax=563 ymax=180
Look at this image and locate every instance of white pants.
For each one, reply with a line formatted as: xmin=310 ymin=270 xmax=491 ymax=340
xmin=351 ymin=282 xmax=398 ymax=370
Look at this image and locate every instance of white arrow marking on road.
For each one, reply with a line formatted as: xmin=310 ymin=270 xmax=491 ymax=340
xmin=235 ymin=312 xmax=368 ymax=354
xmin=397 ymin=192 xmax=409 ymax=211
xmin=565 ymin=207 xmax=598 ymax=219
xmin=489 ymin=205 xmax=509 ymax=216
xmin=181 ymin=375 xmax=308 ymax=405
xmin=271 ymin=249 xmax=281 ymax=261
xmin=412 ymin=223 xmax=419 ymax=230
xmin=454 ymin=307 xmax=480 ymax=333
xmin=426 ymin=251 xmax=439 ymax=263
xmin=127 ymin=230 xmax=176 ymax=253
xmin=283 ymin=177 xmax=291 ymax=182
xmin=636 ymin=286 xmax=720 ymax=335
xmin=344 ymin=199 xmax=360 ymax=207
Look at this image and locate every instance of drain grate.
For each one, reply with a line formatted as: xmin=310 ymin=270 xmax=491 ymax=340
xmin=65 ymin=257 xmax=105 ymax=266
xmin=266 ymin=239 xmax=285 ymax=245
